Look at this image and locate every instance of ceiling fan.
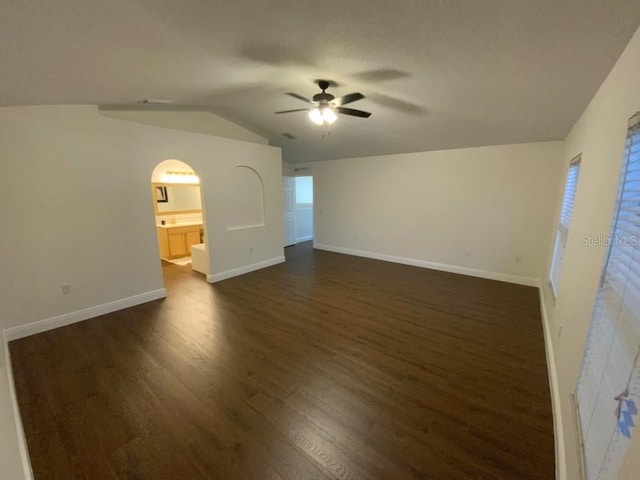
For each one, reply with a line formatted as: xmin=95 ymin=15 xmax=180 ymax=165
xmin=275 ymin=80 xmax=372 ymax=125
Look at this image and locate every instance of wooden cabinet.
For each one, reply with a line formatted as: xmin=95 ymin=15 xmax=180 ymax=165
xmin=156 ymin=224 xmax=202 ymax=259
xmin=168 ymin=231 xmax=187 ymax=257
xmin=185 ymin=230 xmax=201 ymax=250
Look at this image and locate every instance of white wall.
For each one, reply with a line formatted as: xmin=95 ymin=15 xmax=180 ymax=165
xmin=302 ymin=142 xmax=563 ymax=282
xmin=282 ymin=161 xmax=295 ymax=176
xmin=0 ymin=105 xmax=283 ymax=332
xmin=99 ymin=110 xmax=268 ymax=145
xmin=0 ymin=324 xmax=29 ymax=479
xmin=541 ymin=25 xmax=640 ymax=480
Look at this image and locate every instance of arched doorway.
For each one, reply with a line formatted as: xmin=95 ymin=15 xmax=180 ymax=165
xmin=151 ymin=159 xmax=209 ymax=277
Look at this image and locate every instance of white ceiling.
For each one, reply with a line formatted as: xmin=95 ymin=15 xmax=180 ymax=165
xmin=2 ymin=0 xmax=640 ymax=162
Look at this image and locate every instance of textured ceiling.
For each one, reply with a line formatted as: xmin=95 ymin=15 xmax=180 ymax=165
xmin=2 ymin=0 xmax=640 ymax=162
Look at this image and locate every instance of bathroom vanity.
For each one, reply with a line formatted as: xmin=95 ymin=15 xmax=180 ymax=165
xmin=156 ymin=222 xmax=202 ymax=259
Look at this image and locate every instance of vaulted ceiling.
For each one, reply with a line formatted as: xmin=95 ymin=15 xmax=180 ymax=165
xmin=2 ymin=0 xmax=640 ymax=162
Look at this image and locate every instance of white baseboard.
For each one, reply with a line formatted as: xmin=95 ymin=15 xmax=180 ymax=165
xmin=207 ymin=256 xmax=286 ymax=283
xmin=2 ymin=330 xmax=34 ymax=479
xmin=4 ymin=289 xmax=167 ymax=341
xmin=539 ymin=287 xmax=566 ymax=480
xmin=296 ymin=235 xmax=313 ymax=243
xmin=313 ymin=243 xmax=541 ymax=287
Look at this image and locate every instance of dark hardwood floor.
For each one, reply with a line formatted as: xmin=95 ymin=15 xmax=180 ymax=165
xmin=10 ymin=242 xmax=554 ymax=479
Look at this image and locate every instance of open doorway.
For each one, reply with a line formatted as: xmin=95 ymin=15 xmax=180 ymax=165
xmin=283 ymin=175 xmax=313 ymax=247
xmin=151 ymin=159 xmax=209 ymax=276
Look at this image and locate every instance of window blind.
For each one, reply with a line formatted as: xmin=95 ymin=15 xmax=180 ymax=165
xmin=576 ymin=113 xmax=640 ymax=480
xmin=550 ymin=158 xmax=581 ymax=295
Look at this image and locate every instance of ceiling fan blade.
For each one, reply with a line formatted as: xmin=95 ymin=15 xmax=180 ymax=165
xmin=337 ymin=92 xmax=364 ymax=106
xmin=350 ymin=69 xmax=409 ymax=83
xmin=286 ymin=92 xmax=311 ymax=103
xmin=275 ymin=108 xmax=309 ymax=114
xmin=336 ymin=107 xmax=371 ymax=118
xmin=367 ymin=93 xmax=426 ymax=115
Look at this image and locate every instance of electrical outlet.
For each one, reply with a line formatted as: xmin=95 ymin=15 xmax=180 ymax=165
xmin=61 ymin=284 xmax=72 ymax=295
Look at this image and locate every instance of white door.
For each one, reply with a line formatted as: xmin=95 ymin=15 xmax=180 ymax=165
xmin=282 ymin=176 xmax=297 ymax=247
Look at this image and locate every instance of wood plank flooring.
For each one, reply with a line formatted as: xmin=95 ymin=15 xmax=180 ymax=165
xmin=10 ymin=242 xmax=554 ymax=479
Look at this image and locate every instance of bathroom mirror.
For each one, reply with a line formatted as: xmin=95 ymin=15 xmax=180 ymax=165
xmin=152 ymin=183 xmax=202 ymax=215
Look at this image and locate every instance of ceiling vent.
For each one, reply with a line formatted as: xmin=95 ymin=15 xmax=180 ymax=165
xmin=139 ymin=99 xmax=173 ymax=105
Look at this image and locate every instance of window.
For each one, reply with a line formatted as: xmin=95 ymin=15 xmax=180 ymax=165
xmin=550 ymin=157 xmax=581 ymax=296
xmin=576 ymin=112 xmax=640 ymax=480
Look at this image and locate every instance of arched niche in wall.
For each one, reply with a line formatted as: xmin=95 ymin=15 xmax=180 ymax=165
xmin=225 ymin=165 xmax=265 ymax=230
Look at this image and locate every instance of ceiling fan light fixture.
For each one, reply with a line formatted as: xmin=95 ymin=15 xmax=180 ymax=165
xmin=323 ymin=107 xmax=337 ymax=124
xmin=308 ymin=108 xmax=324 ymax=125
xmin=308 ymin=106 xmax=337 ymax=125
xmin=279 ymin=80 xmax=369 ymax=124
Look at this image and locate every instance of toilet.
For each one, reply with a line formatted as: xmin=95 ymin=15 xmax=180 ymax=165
xmin=191 ymin=243 xmax=209 ymax=274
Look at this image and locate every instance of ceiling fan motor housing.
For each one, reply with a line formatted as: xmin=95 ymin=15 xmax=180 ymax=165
xmin=312 ymin=92 xmax=335 ymax=104
xmin=313 ymin=80 xmax=335 ymax=105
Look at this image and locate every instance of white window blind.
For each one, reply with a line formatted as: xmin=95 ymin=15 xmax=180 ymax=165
xmin=550 ymin=157 xmax=581 ymax=295
xmin=576 ymin=113 xmax=640 ymax=480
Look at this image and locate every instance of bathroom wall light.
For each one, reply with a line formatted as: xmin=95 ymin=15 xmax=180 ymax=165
xmin=162 ymin=170 xmax=199 ymax=184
